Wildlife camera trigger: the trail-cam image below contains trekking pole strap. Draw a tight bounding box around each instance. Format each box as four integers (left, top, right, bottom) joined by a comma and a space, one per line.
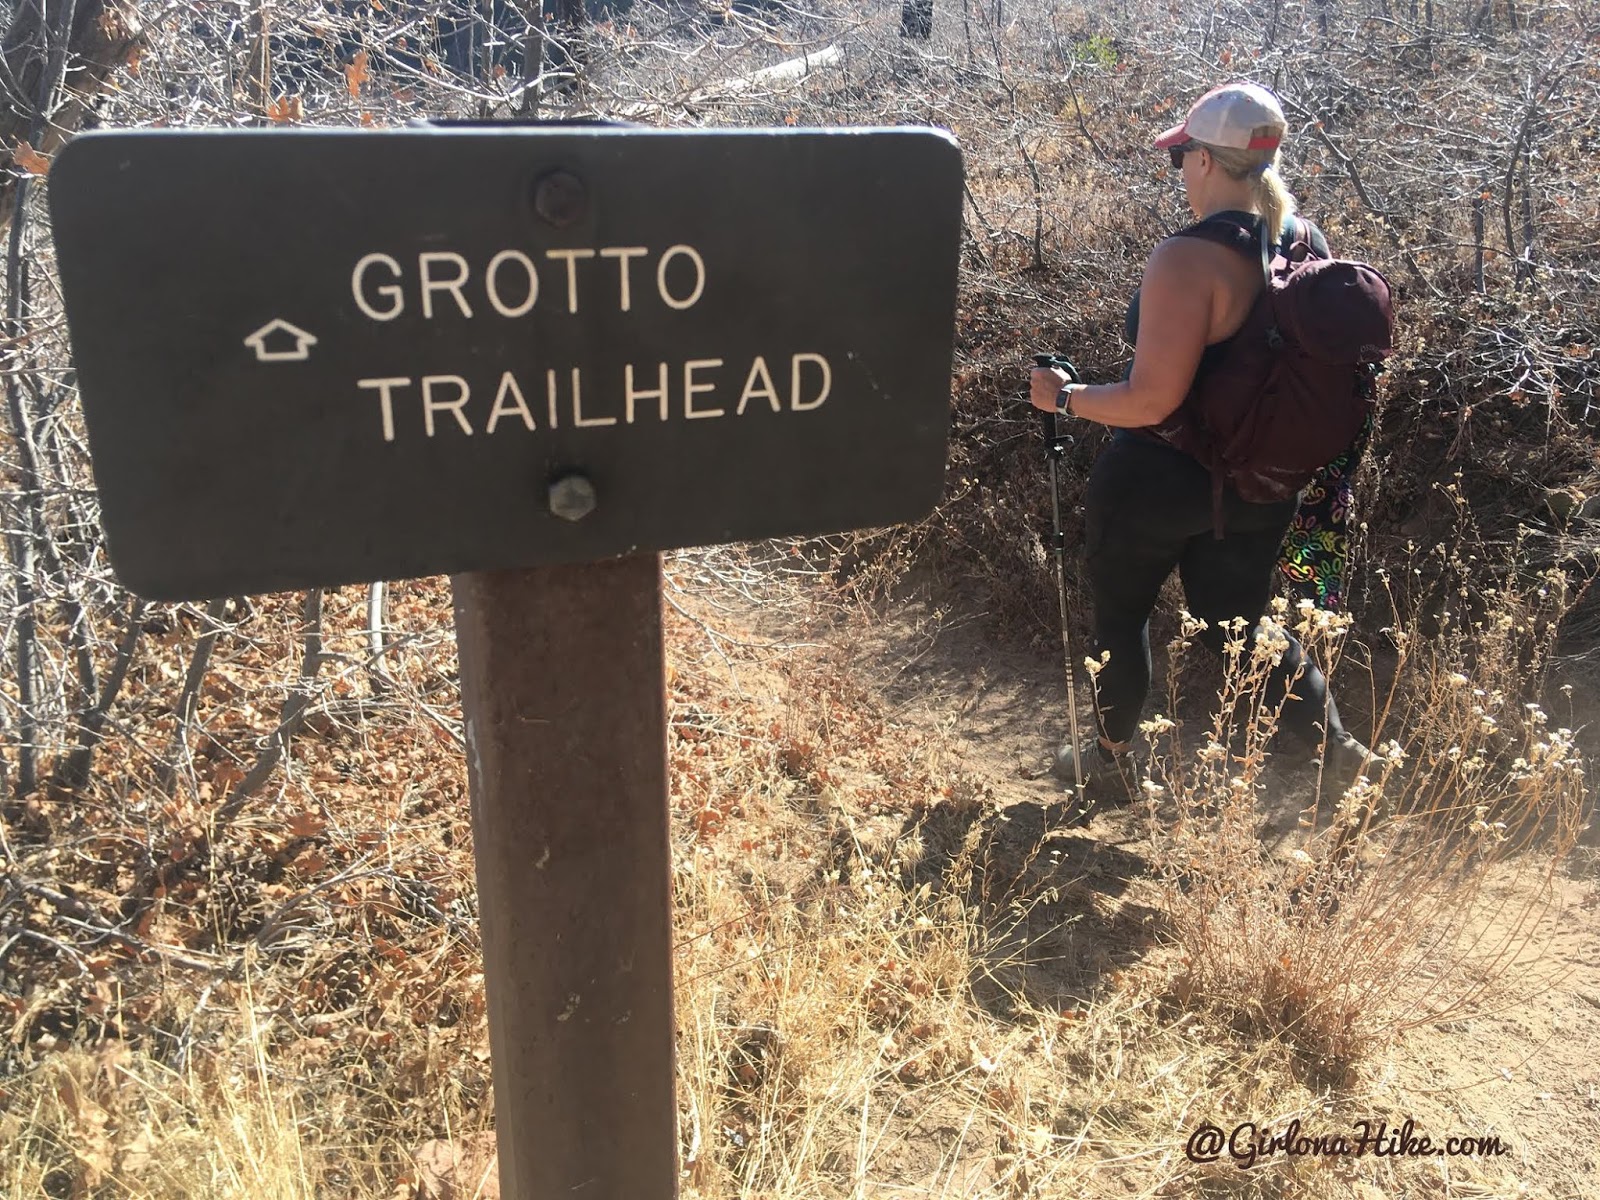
1032, 354, 1081, 452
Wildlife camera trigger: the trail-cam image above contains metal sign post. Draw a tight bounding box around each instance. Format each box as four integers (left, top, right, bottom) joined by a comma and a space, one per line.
454, 557, 675, 1196
49, 126, 964, 1199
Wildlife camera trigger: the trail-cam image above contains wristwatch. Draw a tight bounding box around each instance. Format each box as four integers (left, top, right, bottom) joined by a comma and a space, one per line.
1056, 387, 1074, 414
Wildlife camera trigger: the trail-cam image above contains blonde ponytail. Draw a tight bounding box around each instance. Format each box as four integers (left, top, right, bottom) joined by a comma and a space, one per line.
1203, 143, 1299, 238
1253, 163, 1295, 240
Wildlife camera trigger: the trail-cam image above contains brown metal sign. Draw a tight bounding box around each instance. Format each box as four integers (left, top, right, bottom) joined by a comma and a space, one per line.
49, 126, 964, 601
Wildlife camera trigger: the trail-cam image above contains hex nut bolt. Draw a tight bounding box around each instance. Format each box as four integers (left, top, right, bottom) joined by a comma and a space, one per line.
534, 170, 587, 228
549, 474, 598, 522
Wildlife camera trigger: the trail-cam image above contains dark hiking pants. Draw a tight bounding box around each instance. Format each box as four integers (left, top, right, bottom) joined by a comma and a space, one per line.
1082, 433, 1351, 748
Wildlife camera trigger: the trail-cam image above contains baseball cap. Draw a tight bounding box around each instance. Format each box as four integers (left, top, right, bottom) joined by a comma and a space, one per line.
1153, 82, 1286, 151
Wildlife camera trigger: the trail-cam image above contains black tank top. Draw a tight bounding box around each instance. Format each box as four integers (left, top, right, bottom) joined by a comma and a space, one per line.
1118, 210, 1328, 445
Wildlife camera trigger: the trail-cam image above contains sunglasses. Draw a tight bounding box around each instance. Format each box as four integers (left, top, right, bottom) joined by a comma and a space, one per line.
1168, 141, 1200, 168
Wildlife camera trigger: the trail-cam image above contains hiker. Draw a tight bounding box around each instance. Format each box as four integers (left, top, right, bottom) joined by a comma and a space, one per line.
1029, 80, 1383, 800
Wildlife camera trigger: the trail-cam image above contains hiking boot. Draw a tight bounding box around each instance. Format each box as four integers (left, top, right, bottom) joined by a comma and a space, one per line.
1318, 733, 1383, 796
1051, 738, 1144, 809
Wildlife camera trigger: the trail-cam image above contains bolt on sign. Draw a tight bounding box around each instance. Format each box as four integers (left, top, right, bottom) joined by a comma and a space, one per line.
49, 126, 963, 601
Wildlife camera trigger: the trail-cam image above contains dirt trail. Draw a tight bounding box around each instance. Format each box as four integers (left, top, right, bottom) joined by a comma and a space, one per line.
827, 589, 1600, 1198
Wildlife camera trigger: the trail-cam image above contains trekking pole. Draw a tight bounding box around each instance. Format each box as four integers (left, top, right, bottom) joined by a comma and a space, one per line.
1033, 353, 1086, 797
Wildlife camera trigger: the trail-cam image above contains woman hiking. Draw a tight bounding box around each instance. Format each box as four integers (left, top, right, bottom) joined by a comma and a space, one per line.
1029, 81, 1380, 805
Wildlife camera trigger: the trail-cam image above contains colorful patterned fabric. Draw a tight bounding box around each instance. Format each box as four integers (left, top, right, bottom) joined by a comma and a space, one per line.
1278, 412, 1373, 610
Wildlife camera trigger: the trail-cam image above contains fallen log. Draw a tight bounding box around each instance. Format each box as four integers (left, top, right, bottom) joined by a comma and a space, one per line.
613, 44, 843, 120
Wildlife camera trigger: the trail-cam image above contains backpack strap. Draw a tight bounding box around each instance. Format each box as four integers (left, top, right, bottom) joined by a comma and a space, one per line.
1263, 214, 1319, 275
1262, 220, 1285, 351
1178, 211, 1322, 263
1172, 211, 1262, 262
1171, 212, 1277, 537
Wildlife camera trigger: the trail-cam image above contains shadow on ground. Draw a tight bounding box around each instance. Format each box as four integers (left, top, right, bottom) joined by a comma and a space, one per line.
895, 792, 1167, 1017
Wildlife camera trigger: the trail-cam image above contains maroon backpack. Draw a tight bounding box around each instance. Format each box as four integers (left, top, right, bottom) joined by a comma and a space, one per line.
1146, 214, 1395, 523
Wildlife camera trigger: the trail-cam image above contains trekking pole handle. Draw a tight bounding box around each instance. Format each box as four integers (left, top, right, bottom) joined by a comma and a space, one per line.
1032, 354, 1082, 443
1033, 353, 1083, 380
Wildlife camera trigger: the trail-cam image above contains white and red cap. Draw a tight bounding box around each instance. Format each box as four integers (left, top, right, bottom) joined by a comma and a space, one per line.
1153, 82, 1286, 152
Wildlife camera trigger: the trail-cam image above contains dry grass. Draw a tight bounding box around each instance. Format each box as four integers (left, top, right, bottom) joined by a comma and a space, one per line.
1144, 606, 1580, 1087
1111, 478, 1585, 1084
4, 541, 1586, 1199
4, 0, 1597, 1196
4, 975, 339, 1199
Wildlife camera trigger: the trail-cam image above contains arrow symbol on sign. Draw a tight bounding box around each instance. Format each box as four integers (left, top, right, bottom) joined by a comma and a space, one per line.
244, 319, 318, 363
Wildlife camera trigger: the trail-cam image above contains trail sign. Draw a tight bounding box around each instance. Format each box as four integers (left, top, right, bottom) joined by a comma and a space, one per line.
49, 127, 963, 601
51, 124, 965, 1200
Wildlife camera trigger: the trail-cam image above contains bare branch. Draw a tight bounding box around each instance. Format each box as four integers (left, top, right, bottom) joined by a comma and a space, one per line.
166, 595, 233, 792
211, 588, 327, 835
0, 0, 145, 233
1299, 114, 1444, 299
366, 581, 392, 698
12, 879, 225, 972
55, 595, 145, 791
